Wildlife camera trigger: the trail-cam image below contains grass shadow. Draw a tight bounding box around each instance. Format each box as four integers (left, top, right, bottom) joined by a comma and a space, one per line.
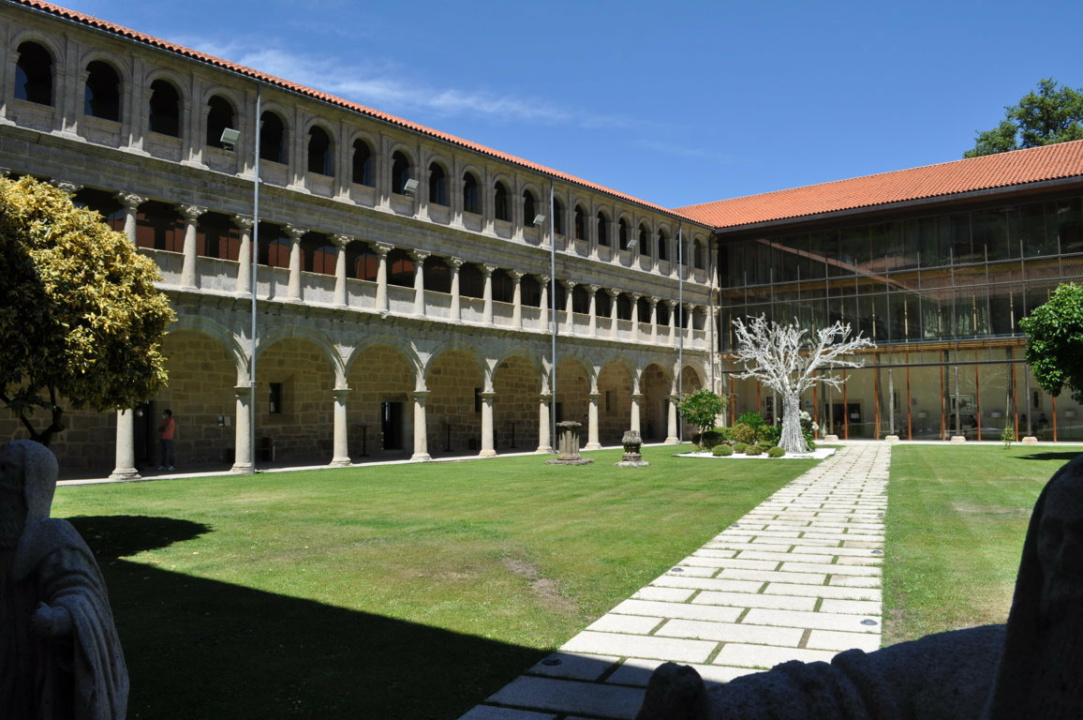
1014, 451, 1083, 463
73, 515, 547, 720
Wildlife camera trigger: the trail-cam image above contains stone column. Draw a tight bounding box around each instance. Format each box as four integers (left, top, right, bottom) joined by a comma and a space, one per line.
665, 392, 680, 444
411, 391, 432, 461
538, 275, 550, 329
650, 297, 659, 344
631, 393, 643, 434
479, 391, 497, 457
685, 303, 696, 345
668, 300, 680, 346
564, 280, 577, 335
285, 225, 305, 302
449, 257, 463, 322
117, 192, 145, 247
537, 392, 553, 453
109, 409, 140, 480
588, 284, 599, 336
482, 264, 496, 325
511, 270, 524, 328
332, 234, 351, 308
586, 393, 602, 450
231, 385, 254, 474
235, 215, 254, 296
330, 388, 351, 467
374, 242, 393, 312
412, 250, 429, 316
179, 204, 205, 290
608, 289, 620, 338
631, 293, 641, 342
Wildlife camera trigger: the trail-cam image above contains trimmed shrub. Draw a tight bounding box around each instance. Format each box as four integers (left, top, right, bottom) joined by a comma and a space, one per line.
731, 423, 759, 446
767, 446, 786, 458
736, 411, 765, 429
755, 442, 774, 454
712, 444, 733, 456
732, 443, 749, 454
745, 445, 764, 456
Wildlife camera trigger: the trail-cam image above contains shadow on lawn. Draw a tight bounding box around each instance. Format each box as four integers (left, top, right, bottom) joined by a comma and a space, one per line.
68, 515, 547, 720
1015, 451, 1083, 463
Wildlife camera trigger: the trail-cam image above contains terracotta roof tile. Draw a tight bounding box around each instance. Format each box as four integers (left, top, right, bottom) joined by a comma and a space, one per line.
674, 140, 1083, 229
15, 0, 683, 218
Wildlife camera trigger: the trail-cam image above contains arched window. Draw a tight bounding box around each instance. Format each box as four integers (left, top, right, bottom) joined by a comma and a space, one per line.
574, 205, 586, 240
492, 268, 514, 303
657, 229, 669, 261
638, 224, 649, 254
301, 232, 336, 275
15, 42, 53, 106
619, 219, 630, 250
572, 285, 590, 314
463, 172, 480, 214
423, 255, 452, 293
391, 151, 411, 194
428, 163, 448, 206
205, 95, 235, 148
148, 79, 181, 137
523, 190, 538, 227
352, 140, 373, 186
387, 248, 415, 287
597, 212, 609, 246
84, 60, 120, 121
494, 181, 510, 222
258, 223, 291, 268
693, 238, 705, 269
307, 126, 332, 176
259, 112, 287, 163
553, 198, 566, 236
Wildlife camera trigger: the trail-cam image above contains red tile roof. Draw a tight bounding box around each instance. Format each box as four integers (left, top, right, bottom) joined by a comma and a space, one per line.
674, 140, 1083, 229
14, 0, 683, 218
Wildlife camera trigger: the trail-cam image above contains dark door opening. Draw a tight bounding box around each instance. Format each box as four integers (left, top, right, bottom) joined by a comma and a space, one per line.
381, 401, 404, 451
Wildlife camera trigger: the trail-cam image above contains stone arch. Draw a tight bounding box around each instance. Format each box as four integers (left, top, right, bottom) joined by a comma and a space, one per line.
426, 346, 485, 454
597, 359, 634, 445
641, 361, 673, 442
167, 311, 250, 384
555, 355, 592, 427
257, 324, 344, 385
347, 341, 417, 456
492, 350, 540, 451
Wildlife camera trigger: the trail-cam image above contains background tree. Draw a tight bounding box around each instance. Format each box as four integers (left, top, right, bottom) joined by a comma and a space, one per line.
1020, 283, 1083, 404
0, 175, 175, 446
965, 78, 1083, 158
731, 316, 874, 454
677, 388, 727, 438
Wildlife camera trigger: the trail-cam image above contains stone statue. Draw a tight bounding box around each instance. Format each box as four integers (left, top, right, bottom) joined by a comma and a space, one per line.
637, 455, 1083, 720
0, 440, 128, 719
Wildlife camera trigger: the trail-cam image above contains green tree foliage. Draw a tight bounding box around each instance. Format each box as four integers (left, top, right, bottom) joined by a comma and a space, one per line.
965, 78, 1083, 158
1020, 283, 1083, 403
0, 176, 175, 446
677, 388, 727, 436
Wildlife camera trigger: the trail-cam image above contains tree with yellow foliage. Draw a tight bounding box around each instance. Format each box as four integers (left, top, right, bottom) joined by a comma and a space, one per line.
0, 176, 174, 446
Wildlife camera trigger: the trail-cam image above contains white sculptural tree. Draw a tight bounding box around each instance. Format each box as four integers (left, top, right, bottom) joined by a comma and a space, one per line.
731, 315, 875, 453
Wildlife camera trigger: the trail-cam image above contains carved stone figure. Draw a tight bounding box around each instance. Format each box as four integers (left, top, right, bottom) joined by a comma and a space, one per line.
637, 455, 1083, 720
0, 440, 128, 719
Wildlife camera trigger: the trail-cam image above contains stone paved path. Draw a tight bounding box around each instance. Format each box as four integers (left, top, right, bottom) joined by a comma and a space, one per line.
459, 442, 892, 720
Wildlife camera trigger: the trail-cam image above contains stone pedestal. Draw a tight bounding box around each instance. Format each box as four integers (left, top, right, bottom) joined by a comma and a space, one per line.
885, 435, 900, 443
616, 429, 650, 468
823, 434, 839, 442
546, 421, 593, 465
950, 435, 967, 443
1022, 436, 1039, 445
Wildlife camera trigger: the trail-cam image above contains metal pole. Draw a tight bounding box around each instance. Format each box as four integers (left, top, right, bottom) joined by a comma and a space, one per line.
549, 180, 556, 448
250, 86, 261, 472
677, 223, 683, 442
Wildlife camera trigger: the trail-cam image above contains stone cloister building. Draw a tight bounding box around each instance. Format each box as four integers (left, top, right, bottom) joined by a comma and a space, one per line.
0, 0, 717, 475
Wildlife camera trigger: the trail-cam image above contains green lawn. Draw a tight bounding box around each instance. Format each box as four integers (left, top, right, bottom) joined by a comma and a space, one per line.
54, 445, 815, 720
883, 444, 1081, 644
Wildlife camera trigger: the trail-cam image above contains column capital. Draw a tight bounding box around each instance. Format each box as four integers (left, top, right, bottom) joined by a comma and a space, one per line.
51, 179, 82, 195
333, 387, 352, 400
332, 233, 353, 249
509, 269, 524, 281
116, 192, 147, 210
538, 393, 553, 402
482, 264, 498, 276
588, 283, 601, 294
647, 296, 659, 307
233, 214, 254, 231
562, 279, 577, 290
410, 390, 431, 401
374, 242, 394, 256
411, 249, 430, 262
536, 273, 550, 284
606, 287, 620, 299
178, 204, 206, 222
284, 224, 306, 241
448, 256, 464, 269
233, 385, 254, 399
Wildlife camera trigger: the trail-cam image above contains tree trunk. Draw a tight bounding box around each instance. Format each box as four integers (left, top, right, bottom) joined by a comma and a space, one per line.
780, 391, 808, 453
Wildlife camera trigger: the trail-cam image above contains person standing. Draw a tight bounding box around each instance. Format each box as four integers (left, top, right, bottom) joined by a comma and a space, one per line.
158, 409, 176, 471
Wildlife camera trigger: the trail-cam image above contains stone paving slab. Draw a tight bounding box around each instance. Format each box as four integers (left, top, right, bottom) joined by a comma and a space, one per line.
459, 442, 892, 720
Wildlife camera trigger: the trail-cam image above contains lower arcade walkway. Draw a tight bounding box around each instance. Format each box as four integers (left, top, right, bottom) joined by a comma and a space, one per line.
459, 442, 891, 720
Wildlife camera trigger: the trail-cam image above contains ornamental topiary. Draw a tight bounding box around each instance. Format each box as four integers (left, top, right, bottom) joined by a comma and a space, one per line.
767, 446, 786, 458
712, 444, 734, 456
733, 443, 749, 454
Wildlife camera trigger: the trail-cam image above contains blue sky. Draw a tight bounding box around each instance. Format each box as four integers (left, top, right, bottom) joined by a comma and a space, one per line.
56, 0, 1083, 209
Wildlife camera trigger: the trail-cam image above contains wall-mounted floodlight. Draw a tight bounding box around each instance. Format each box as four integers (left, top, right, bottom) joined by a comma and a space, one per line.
403, 178, 419, 196
220, 127, 241, 150
533, 214, 546, 227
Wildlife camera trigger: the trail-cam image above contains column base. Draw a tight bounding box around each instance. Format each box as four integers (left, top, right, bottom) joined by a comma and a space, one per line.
329, 457, 352, 467
411, 452, 433, 462
663, 437, 681, 445
230, 463, 255, 474
584, 442, 602, 450
108, 468, 141, 481
535, 446, 553, 454
478, 449, 498, 458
